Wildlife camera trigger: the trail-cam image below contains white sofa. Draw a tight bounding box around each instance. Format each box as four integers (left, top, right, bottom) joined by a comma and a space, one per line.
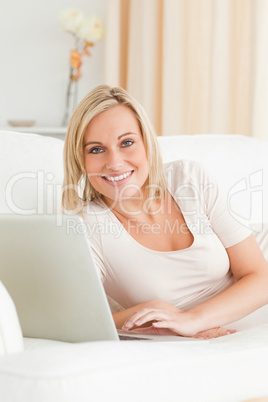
1, 130, 268, 402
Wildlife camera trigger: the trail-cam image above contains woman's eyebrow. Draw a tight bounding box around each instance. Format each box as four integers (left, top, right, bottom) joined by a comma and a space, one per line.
84, 140, 102, 147
118, 132, 138, 139
84, 132, 138, 148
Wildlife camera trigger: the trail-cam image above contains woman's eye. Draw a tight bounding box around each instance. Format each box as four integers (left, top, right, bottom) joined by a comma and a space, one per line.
122, 139, 134, 147
89, 147, 104, 154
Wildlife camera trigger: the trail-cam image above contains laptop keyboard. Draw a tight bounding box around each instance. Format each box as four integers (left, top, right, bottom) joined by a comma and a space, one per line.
119, 335, 151, 341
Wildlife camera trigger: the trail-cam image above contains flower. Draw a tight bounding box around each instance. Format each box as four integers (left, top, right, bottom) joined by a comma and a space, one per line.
59, 8, 85, 34
79, 15, 105, 42
59, 8, 105, 125
70, 50, 82, 81
59, 8, 104, 81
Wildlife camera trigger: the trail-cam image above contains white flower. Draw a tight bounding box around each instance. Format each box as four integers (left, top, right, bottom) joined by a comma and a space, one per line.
78, 15, 105, 43
59, 8, 85, 34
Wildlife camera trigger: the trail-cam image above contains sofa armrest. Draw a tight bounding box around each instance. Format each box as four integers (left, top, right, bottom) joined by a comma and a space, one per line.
0, 282, 24, 355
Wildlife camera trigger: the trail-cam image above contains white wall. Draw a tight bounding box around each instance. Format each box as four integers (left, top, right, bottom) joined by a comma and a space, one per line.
0, 0, 107, 127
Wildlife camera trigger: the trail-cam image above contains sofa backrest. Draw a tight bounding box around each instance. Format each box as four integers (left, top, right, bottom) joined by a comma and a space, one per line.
0, 131, 64, 215
158, 134, 268, 228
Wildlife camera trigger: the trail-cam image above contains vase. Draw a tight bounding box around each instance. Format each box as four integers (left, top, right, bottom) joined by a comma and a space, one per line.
61, 74, 79, 127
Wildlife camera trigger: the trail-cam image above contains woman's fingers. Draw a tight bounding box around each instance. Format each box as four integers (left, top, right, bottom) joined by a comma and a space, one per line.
122, 308, 195, 336
152, 320, 181, 333
134, 324, 237, 339
122, 308, 168, 330
130, 326, 175, 335
121, 307, 238, 339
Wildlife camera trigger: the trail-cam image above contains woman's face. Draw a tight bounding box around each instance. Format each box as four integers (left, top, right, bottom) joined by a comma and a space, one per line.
83, 105, 149, 208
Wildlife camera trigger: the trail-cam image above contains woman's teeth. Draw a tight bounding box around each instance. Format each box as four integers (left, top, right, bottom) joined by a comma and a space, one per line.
105, 171, 132, 182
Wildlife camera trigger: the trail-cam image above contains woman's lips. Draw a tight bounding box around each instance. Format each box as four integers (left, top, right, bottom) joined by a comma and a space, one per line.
101, 170, 134, 185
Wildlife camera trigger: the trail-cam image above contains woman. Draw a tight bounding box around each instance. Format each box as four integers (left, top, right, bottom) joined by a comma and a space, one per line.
63, 85, 268, 339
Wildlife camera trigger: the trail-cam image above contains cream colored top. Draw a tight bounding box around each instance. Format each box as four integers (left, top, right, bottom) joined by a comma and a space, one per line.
82, 160, 252, 311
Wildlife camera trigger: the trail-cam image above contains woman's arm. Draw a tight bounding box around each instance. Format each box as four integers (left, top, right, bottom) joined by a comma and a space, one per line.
188, 234, 268, 330
113, 299, 236, 338
121, 235, 268, 336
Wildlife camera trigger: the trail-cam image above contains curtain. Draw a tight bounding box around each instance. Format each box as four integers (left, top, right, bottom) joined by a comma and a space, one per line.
104, 0, 268, 139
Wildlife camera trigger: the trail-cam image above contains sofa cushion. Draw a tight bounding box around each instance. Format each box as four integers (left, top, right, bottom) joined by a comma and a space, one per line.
158, 134, 268, 227
0, 131, 64, 215
0, 282, 23, 355
0, 326, 268, 402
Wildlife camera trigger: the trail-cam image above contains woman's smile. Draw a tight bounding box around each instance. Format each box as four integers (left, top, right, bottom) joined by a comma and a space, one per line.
101, 170, 134, 185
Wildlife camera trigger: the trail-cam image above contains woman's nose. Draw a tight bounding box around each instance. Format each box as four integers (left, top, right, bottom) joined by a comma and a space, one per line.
105, 149, 123, 171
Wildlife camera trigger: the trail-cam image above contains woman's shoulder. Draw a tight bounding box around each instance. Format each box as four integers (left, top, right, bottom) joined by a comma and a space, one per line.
81, 198, 110, 222
163, 159, 213, 182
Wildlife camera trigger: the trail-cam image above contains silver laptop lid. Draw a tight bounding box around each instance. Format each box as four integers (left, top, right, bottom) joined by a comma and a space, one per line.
0, 214, 119, 342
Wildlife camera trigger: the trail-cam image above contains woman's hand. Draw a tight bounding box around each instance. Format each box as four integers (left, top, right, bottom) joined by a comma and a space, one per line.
122, 306, 237, 339
191, 327, 237, 339
130, 325, 237, 339
122, 306, 200, 337
112, 299, 180, 330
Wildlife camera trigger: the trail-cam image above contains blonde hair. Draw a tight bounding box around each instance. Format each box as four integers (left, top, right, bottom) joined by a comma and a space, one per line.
62, 85, 167, 213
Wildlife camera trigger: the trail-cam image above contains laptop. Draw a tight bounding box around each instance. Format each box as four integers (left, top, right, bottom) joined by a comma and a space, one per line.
0, 214, 204, 343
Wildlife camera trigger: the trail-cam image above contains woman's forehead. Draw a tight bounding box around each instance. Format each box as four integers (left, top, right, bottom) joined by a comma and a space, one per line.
84, 105, 141, 142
